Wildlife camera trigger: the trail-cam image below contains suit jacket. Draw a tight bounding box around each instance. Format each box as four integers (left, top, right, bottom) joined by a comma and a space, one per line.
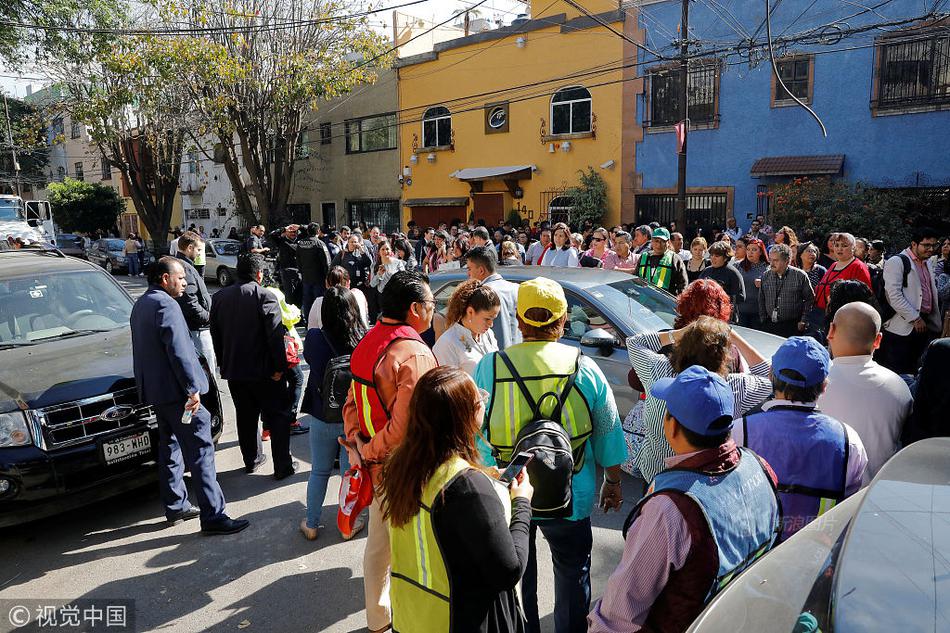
210, 280, 288, 382
883, 248, 942, 336
131, 287, 209, 406
176, 253, 212, 330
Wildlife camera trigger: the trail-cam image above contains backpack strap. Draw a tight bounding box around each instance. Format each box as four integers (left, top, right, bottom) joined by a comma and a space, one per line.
497, 351, 542, 420
898, 253, 912, 288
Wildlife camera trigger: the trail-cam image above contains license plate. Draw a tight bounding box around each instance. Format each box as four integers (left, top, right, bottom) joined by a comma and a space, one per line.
102, 432, 152, 465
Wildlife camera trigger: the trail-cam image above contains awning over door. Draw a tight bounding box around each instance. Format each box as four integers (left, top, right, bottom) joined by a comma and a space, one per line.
450, 165, 535, 181
750, 154, 844, 178
403, 197, 469, 207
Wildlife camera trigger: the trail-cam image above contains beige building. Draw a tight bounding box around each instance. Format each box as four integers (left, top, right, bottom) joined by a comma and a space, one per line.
289, 67, 402, 232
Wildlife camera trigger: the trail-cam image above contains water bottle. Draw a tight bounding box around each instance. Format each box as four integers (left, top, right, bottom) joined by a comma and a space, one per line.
181, 409, 193, 425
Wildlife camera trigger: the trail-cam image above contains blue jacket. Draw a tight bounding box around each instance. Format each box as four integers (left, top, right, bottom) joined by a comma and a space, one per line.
131, 286, 208, 406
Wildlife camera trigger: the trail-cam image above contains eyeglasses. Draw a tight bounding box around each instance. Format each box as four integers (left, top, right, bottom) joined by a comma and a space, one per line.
477, 388, 491, 405
592, 237, 605, 242
919, 241, 937, 249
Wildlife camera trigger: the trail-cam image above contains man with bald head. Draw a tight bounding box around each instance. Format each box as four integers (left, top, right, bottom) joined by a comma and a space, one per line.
819, 302, 912, 482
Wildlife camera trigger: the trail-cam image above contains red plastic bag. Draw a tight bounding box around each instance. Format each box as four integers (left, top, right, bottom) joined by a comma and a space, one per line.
338, 464, 373, 539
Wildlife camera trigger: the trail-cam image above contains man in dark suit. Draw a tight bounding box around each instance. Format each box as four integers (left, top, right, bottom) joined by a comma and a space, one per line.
210, 253, 298, 480
131, 257, 249, 535
175, 231, 216, 376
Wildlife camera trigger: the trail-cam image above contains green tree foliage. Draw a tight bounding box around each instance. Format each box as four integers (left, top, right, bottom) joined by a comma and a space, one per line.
0, 96, 49, 192
769, 177, 950, 249
565, 167, 608, 228
47, 177, 124, 234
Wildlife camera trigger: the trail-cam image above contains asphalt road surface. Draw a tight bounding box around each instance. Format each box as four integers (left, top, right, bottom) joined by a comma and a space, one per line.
0, 275, 644, 633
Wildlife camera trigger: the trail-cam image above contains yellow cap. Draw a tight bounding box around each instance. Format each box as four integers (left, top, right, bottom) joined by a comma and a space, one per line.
517, 277, 568, 327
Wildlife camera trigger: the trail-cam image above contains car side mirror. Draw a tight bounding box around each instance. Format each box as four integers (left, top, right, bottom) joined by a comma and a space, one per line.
580, 328, 618, 353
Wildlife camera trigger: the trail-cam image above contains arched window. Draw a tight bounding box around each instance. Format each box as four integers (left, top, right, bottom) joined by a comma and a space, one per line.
548, 195, 575, 224
551, 86, 592, 135
422, 106, 452, 148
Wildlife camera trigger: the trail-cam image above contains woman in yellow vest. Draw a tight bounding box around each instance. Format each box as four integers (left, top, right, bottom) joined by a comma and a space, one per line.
381, 366, 534, 633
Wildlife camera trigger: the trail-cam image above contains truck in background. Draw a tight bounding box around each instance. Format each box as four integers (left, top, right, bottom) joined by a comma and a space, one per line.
0, 194, 55, 246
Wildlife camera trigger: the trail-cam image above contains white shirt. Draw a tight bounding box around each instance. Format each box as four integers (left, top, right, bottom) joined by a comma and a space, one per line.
817, 355, 912, 483
307, 287, 369, 330
541, 246, 579, 267
432, 322, 498, 376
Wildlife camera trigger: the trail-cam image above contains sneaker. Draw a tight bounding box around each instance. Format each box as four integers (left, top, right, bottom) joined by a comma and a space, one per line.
341, 513, 367, 541
290, 421, 309, 435
299, 518, 318, 541
262, 429, 271, 442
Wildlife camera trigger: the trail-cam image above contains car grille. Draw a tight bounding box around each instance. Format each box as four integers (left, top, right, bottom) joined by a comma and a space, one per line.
34, 387, 156, 449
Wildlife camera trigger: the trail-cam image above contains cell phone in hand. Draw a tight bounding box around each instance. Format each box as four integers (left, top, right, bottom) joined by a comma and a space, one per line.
499, 452, 533, 484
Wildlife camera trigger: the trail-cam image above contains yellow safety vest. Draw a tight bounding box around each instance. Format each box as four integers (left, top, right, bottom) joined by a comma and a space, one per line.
390, 456, 510, 632
486, 341, 593, 467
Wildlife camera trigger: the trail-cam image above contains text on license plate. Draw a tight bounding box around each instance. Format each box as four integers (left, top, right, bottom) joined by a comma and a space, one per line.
102, 432, 152, 465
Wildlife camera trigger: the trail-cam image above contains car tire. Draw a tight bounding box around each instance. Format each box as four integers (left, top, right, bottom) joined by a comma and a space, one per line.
217, 267, 233, 287
105, 260, 113, 274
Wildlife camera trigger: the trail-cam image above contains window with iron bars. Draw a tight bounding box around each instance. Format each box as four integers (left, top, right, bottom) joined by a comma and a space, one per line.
635, 192, 728, 234
874, 31, 950, 111
646, 63, 720, 128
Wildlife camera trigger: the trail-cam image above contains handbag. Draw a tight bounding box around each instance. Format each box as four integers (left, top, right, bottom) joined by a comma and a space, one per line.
579, 253, 603, 268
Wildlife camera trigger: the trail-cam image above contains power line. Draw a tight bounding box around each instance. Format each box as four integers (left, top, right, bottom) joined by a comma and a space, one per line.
562, 0, 665, 58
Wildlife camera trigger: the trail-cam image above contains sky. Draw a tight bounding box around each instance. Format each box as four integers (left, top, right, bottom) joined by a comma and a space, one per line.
0, 0, 527, 99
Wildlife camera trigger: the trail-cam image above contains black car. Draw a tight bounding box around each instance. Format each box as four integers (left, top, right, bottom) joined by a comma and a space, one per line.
85, 238, 152, 274
52, 233, 86, 258
0, 250, 223, 527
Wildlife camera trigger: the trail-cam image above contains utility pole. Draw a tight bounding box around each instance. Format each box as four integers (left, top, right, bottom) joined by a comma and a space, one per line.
675, 0, 689, 231
2, 94, 21, 197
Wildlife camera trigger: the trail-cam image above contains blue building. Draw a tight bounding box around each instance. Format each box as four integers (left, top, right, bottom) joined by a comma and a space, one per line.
631, 0, 950, 233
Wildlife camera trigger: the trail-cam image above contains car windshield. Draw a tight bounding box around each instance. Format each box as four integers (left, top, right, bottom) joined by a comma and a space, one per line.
213, 241, 241, 255
588, 279, 678, 332
0, 270, 132, 345
104, 239, 125, 251
0, 198, 24, 222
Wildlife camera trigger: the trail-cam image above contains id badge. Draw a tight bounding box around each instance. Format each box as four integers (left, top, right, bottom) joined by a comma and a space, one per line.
771, 308, 779, 323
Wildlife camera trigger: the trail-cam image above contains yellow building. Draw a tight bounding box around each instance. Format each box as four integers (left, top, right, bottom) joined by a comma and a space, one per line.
396, 0, 643, 229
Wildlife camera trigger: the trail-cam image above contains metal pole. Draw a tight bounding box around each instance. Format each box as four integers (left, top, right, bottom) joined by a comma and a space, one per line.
2, 94, 20, 197
675, 0, 689, 230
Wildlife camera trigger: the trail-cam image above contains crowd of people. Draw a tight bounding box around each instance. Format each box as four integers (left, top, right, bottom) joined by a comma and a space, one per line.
127, 212, 950, 633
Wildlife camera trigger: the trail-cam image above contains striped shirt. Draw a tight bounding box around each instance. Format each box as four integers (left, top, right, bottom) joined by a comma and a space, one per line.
626, 332, 773, 484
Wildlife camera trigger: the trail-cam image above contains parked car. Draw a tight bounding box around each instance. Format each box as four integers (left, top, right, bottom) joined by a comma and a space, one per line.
86, 238, 153, 274
687, 437, 950, 633
203, 238, 241, 286
428, 267, 785, 415
52, 233, 86, 258
0, 249, 224, 527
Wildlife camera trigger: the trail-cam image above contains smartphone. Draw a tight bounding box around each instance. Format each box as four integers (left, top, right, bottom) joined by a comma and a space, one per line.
499, 452, 533, 485
181, 409, 193, 425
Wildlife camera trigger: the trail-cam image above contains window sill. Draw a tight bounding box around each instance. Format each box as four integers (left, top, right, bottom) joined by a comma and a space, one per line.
771, 99, 812, 109
415, 145, 453, 154
871, 102, 950, 117
644, 121, 718, 134
542, 131, 594, 142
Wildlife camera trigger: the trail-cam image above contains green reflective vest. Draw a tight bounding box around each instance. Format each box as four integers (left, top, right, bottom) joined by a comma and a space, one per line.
637, 250, 675, 290
487, 341, 593, 467
390, 456, 510, 633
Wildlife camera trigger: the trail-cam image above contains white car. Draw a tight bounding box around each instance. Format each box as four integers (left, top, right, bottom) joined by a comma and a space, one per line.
203, 238, 241, 286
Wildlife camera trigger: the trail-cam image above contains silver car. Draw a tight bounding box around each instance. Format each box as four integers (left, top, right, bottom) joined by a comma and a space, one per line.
428, 266, 784, 415
203, 238, 242, 286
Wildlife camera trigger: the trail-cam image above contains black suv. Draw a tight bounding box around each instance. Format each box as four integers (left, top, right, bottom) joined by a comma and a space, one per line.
0, 250, 223, 527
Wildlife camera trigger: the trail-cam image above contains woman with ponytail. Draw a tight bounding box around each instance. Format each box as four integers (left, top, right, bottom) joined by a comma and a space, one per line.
433, 279, 502, 376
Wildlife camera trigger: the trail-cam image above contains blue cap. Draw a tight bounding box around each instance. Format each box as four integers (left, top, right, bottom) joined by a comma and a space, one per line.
651, 365, 735, 436
772, 336, 830, 387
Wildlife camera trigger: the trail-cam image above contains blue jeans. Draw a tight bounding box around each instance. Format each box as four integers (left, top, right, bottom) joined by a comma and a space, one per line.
126, 255, 140, 276
522, 517, 593, 633
301, 282, 324, 327
305, 414, 349, 529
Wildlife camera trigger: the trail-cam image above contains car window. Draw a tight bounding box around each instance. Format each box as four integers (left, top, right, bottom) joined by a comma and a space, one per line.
213, 241, 242, 256
0, 271, 132, 345
433, 280, 463, 316
563, 291, 620, 342
590, 279, 678, 332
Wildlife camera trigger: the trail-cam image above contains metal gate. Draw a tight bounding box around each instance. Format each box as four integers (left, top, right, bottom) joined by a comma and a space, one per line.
539, 190, 574, 224
348, 199, 400, 234
635, 192, 728, 234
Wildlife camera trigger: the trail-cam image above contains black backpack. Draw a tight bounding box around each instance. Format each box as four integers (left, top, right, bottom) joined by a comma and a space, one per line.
321, 337, 352, 424
873, 254, 911, 322
497, 351, 581, 519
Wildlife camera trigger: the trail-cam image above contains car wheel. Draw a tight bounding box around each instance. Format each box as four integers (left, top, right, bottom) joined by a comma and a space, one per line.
217, 267, 233, 286
105, 260, 113, 274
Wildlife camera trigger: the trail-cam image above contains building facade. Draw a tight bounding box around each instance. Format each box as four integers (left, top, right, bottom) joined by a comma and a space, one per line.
396, 0, 644, 229
632, 0, 950, 233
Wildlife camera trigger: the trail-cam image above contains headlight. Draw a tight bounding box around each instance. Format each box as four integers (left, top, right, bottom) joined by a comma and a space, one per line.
0, 412, 31, 447
115, 255, 127, 263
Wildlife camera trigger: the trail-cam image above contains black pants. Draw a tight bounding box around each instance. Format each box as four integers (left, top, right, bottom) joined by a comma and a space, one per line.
280, 268, 302, 308
764, 319, 802, 338
876, 328, 937, 376
228, 377, 294, 472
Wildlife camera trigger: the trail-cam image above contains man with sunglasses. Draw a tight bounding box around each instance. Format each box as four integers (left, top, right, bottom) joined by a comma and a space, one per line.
877, 226, 943, 374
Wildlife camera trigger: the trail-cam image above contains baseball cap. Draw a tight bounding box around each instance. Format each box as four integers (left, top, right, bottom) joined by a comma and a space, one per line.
651, 365, 735, 436
652, 227, 671, 241
771, 336, 830, 387
517, 277, 568, 327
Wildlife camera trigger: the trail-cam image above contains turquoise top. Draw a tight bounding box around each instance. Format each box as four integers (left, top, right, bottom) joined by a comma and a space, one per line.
474, 341, 626, 521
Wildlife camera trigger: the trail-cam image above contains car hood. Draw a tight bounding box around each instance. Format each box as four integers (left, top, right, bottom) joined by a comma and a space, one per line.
0, 329, 134, 412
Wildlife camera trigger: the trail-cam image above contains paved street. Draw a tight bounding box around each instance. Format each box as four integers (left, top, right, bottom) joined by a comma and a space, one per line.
0, 275, 641, 633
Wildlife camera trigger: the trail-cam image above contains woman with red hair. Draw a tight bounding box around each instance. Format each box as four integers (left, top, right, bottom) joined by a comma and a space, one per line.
676, 279, 746, 373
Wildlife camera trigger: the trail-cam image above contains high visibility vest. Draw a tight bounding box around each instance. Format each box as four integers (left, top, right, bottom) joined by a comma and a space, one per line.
486, 341, 593, 467
350, 321, 424, 439
390, 456, 510, 632
741, 405, 849, 541
637, 251, 675, 290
